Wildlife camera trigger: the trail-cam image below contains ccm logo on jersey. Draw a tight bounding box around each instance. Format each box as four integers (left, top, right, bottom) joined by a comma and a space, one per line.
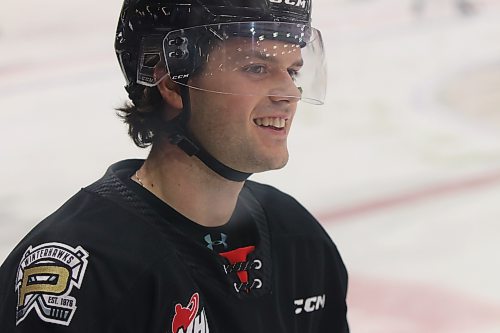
269, 0, 307, 9
171, 293, 210, 333
15, 242, 89, 326
294, 294, 326, 314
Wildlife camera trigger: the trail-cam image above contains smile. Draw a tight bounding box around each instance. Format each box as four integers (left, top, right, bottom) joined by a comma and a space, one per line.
253, 117, 286, 129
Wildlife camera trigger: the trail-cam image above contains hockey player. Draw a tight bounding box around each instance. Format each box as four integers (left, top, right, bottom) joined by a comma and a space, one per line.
0, 0, 349, 332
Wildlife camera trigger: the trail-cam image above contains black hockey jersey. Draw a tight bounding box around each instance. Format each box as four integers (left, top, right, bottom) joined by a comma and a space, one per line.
0, 160, 349, 332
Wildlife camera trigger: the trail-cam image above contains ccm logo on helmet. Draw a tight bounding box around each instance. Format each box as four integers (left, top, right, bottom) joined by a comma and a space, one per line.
171, 74, 190, 80
269, 0, 307, 9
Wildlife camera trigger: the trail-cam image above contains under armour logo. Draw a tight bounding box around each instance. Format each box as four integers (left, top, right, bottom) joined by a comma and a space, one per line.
204, 233, 228, 251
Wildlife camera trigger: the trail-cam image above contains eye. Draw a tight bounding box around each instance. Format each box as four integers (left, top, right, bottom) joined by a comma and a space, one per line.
243, 64, 269, 75
287, 68, 300, 81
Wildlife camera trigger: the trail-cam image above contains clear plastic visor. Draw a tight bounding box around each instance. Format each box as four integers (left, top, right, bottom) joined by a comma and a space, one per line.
139, 22, 327, 105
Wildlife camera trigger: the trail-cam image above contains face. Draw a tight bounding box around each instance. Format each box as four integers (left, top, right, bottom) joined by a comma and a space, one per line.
187, 38, 303, 174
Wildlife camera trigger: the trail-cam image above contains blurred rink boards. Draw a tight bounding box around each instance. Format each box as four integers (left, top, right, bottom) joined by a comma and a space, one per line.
1, 0, 500, 332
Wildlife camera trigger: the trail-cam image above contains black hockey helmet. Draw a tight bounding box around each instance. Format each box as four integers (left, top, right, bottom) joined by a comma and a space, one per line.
115, 0, 326, 104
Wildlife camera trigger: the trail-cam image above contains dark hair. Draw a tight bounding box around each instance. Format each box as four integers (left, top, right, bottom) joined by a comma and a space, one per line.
116, 35, 217, 148
116, 86, 166, 148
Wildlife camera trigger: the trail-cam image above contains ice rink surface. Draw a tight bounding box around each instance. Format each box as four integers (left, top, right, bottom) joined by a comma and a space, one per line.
1, 0, 500, 331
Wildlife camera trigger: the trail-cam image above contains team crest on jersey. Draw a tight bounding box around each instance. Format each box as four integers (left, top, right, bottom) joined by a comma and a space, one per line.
171, 293, 210, 333
15, 242, 89, 326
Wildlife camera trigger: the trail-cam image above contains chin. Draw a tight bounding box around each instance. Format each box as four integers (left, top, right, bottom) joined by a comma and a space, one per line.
227, 148, 289, 173
257, 154, 289, 172
272, 155, 289, 169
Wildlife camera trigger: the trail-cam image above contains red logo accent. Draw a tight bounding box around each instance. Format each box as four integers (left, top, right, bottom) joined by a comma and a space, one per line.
219, 245, 255, 284
171, 293, 199, 333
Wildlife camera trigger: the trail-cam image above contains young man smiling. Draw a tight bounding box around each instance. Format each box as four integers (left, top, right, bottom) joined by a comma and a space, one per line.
0, 0, 349, 332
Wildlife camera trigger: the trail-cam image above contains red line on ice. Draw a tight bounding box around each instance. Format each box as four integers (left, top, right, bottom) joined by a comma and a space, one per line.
318, 169, 500, 223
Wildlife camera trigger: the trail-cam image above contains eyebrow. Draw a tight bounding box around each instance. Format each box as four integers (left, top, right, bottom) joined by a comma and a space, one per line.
236, 49, 304, 68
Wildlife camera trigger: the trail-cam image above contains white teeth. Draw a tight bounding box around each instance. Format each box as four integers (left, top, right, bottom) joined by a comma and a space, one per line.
254, 117, 286, 129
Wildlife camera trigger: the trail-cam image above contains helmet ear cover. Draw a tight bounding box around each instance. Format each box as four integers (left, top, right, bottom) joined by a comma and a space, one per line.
163, 29, 215, 80
136, 30, 215, 87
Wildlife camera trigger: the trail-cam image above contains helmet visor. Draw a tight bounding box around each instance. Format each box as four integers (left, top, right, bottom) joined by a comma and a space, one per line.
137, 22, 326, 105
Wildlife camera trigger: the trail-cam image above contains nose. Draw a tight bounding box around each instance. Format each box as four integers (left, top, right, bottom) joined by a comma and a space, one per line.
268, 71, 302, 104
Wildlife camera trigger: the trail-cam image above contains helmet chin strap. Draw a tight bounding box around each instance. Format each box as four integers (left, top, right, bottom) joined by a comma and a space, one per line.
166, 84, 252, 182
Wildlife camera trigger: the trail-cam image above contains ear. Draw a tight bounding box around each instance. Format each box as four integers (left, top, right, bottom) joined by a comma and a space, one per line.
157, 76, 183, 110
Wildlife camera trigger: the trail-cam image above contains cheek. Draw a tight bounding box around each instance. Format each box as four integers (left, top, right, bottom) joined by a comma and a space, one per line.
188, 93, 254, 144
196, 91, 256, 121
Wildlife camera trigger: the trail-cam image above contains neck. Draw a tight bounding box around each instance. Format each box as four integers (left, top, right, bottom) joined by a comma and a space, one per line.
135, 141, 244, 227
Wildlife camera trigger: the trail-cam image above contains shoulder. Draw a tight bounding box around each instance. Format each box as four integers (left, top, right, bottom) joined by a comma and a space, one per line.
0, 186, 184, 331
0, 183, 177, 282
8, 185, 166, 260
